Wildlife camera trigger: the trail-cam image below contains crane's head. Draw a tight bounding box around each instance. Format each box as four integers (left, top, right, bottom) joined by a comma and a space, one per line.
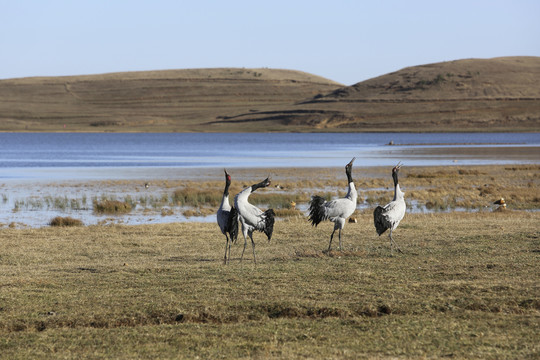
345, 157, 355, 184
224, 169, 231, 184
251, 176, 271, 192
392, 162, 402, 186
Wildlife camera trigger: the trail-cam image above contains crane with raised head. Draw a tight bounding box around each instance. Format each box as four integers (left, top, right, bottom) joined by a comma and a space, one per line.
234, 177, 275, 264
308, 157, 357, 251
373, 163, 406, 253
217, 169, 238, 264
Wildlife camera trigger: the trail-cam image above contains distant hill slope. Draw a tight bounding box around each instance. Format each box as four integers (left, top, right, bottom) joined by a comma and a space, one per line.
0, 68, 341, 132
323, 56, 540, 100
1, 57, 539, 132
215, 57, 540, 132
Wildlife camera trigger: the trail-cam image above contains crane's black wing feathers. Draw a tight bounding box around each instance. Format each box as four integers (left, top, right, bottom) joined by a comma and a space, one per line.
373, 205, 389, 235
227, 206, 239, 243
308, 195, 327, 226
261, 209, 275, 240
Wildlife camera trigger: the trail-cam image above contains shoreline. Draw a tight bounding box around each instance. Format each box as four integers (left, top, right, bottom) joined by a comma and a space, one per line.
1, 164, 538, 229
1, 144, 538, 183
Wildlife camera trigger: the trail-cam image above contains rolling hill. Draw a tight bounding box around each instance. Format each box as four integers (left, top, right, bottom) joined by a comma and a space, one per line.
0, 57, 538, 132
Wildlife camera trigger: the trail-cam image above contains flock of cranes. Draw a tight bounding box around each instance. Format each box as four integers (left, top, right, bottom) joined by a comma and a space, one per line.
217, 158, 406, 264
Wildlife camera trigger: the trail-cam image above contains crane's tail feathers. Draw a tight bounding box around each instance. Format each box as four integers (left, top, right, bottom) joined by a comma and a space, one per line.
373, 206, 389, 236
228, 206, 239, 243
308, 195, 327, 226
261, 209, 275, 241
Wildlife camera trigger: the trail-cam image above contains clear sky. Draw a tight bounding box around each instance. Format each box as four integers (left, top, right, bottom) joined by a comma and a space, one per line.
2, 0, 539, 85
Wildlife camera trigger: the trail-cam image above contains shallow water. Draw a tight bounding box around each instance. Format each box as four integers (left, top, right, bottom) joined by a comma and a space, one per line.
0, 132, 538, 228
1, 132, 538, 181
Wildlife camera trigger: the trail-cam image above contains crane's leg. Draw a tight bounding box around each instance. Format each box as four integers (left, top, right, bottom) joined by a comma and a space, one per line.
338, 228, 343, 250
240, 222, 248, 261
389, 230, 403, 254
224, 235, 230, 265
328, 228, 336, 252
249, 232, 257, 264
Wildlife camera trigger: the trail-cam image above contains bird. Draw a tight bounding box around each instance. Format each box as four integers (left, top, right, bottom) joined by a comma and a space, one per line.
144, 182, 149, 189
234, 177, 275, 264
493, 197, 507, 211
308, 157, 358, 251
494, 197, 506, 207
217, 169, 239, 264
373, 163, 406, 253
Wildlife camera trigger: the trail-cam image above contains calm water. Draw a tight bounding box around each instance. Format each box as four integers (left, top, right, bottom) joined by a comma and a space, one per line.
0, 132, 539, 181
0, 132, 538, 227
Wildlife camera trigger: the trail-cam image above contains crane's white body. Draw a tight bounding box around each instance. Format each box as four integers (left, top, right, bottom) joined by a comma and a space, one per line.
235, 187, 265, 232
234, 178, 274, 263
317, 182, 357, 229
376, 184, 405, 231
217, 170, 238, 264
374, 164, 406, 253
309, 158, 357, 251
217, 193, 232, 233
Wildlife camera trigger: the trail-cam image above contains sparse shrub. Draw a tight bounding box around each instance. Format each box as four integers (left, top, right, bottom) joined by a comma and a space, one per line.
172, 188, 221, 207
161, 208, 174, 216
93, 200, 132, 214
49, 216, 83, 227
90, 120, 121, 127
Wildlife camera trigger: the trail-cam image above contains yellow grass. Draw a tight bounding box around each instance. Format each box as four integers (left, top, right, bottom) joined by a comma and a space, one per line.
0, 211, 538, 358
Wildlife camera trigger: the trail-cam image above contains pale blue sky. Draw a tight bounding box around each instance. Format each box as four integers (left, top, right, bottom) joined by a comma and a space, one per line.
2, 0, 539, 85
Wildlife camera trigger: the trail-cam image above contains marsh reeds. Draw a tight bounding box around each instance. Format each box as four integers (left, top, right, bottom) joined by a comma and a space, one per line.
2, 165, 539, 226
93, 200, 132, 214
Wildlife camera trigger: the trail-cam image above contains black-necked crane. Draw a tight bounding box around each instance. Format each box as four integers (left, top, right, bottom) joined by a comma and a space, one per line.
217, 169, 239, 264
234, 177, 275, 264
373, 163, 406, 253
308, 157, 357, 251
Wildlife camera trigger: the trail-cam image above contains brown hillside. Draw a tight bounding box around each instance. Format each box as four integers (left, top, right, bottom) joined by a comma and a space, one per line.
0, 68, 341, 132
216, 57, 540, 132
1, 57, 539, 132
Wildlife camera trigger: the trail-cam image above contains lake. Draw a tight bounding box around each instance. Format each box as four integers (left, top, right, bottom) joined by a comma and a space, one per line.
0, 132, 538, 181
0, 132, 538, 228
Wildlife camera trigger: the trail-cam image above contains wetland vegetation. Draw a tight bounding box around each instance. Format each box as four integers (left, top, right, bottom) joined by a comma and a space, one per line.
1, 164, 538, 229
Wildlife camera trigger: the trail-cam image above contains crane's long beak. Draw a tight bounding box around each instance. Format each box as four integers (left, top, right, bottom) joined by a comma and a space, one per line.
348, 157, 356, 165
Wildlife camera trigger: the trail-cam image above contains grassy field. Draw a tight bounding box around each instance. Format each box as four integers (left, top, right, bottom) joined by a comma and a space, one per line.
0, 210, 538, 358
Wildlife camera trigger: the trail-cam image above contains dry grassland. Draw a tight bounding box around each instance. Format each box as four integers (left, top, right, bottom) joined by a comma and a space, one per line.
0, 209, 538, 358
1, 57, 539, 132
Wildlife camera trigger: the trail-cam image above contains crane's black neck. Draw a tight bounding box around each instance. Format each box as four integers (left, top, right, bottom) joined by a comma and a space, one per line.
346, 166, 353, 184
392, 170, 399, 188
223, 180, 230, 196
251, 178, 269, 192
